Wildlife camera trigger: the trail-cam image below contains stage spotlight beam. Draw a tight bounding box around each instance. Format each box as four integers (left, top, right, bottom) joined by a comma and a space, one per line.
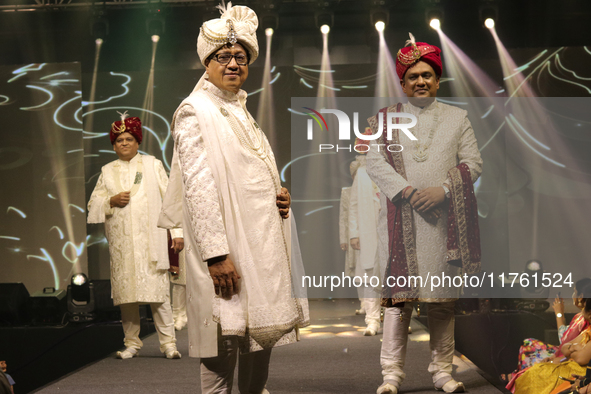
265, 28, 274, 37
479, 3, 498, 29
426, 6, 443, 30
151, 34, 160, 43
371, 7, 389, 31
315, 8, 334, 33
429, 18, 441, 30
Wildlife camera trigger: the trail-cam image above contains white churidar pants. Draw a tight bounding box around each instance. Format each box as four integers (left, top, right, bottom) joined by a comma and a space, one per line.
380, 301, 455, 388
356, 267, 381, 326
201, 333, 272, 394
172, 284, 187, 321
119, 296, 177, 353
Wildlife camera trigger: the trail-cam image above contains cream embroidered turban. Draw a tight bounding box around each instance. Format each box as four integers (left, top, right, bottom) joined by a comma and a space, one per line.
197, 2, 259, 66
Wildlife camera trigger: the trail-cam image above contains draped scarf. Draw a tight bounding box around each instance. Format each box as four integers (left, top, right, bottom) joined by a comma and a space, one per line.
170, 86, 309, 351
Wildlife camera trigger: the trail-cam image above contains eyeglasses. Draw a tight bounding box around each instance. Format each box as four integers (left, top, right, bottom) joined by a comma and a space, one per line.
210, 53, 248, 66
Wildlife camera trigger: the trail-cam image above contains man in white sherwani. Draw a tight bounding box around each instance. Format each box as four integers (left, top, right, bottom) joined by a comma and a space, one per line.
88, 115, 183, 360
367, 35, 483, 394
168, 3, 309, 393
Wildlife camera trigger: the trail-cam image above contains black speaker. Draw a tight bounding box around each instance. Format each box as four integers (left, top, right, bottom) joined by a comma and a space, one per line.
0, 283, 30, 325
90, 279, 120, 321
28, 287, 67, 325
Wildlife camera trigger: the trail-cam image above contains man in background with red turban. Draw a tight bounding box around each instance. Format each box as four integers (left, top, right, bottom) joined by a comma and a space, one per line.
366, 34, 483, 393
88, 113, 184, 360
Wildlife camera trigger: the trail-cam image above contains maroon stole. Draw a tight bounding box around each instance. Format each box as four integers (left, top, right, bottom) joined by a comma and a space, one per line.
372, 105, 481, 305
445, 163, 481, 275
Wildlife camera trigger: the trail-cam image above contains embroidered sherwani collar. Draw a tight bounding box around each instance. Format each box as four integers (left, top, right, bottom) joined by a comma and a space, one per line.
202, 79, 248, 106
405, 99, 438, 115
117, 153, 141, 165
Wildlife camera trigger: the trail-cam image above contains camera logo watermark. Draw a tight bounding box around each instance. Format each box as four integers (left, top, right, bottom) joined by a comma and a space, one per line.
303, 107, 419, 153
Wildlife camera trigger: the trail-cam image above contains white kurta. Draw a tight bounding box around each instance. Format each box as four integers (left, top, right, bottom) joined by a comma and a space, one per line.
87, 154, 182, 306
170, 80, 309, 358
367, 100, 483, 300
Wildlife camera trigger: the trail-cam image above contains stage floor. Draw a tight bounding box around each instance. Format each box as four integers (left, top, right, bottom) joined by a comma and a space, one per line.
36, 299, 505, 393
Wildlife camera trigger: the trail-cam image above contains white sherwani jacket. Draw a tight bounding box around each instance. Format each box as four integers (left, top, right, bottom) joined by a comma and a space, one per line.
367, 100, 483, 300
167, 80, 309, 358
87, 154, 182, 305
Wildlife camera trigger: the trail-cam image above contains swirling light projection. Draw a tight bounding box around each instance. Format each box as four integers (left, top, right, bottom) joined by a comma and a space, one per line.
26, 248, 59, 290
53, 92, 83, 132
7, 207, 26, 218
1, 62, 88, 294
305, 206, 333, 216
0, 236, 21, 241
19, 85, 54, 110
82, 72, 131, 107
50, 226, 64, 239
40, 72, 70, 80
8, 63, 47, 83
61, 241, 85, 264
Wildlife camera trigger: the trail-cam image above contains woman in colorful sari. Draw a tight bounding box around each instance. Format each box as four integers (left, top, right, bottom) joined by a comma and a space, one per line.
506, 278, 591, 392
513, 287, 591, 394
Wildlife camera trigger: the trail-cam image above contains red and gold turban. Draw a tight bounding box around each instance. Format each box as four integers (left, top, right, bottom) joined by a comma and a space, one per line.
396, 33, 442, 80
110, 114, 143, 145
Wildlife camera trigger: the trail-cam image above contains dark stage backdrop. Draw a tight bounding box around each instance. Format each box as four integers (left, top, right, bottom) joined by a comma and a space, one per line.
0, 62, 88, 293
1, 46, 590, 297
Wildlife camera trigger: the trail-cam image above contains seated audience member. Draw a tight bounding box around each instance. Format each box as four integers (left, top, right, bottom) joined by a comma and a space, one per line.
505, 278, 591, 392
513, 283, 591, 394
0, 360, 14, 394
